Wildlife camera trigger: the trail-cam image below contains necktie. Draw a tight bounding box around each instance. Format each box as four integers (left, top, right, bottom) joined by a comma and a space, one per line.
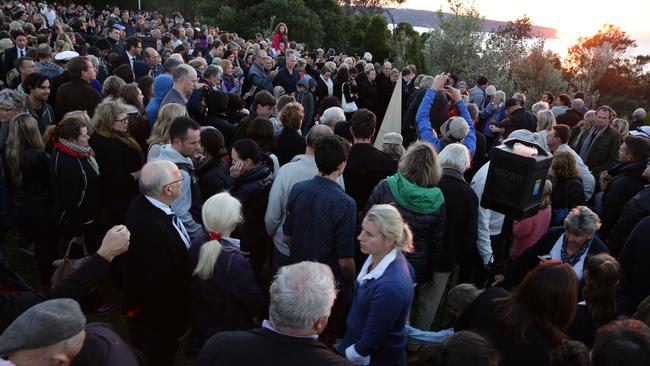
19, 49, 23, 58
169, 213, 190, 248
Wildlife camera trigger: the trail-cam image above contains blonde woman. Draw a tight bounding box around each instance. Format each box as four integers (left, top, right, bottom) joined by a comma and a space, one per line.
101, 75, 126, 102
2, 113, 51, 278
339, 204, 414, 366
89, 100, 144, 226
536, 110, 556, 152
146, 103, 188, 161
188, 192, 263, 353
613, 118, 629, 137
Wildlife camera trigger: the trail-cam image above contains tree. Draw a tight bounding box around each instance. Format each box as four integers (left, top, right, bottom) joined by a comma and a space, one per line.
423, 0, 484, 77
510, 43, 569, 104
340, 0, 406, 14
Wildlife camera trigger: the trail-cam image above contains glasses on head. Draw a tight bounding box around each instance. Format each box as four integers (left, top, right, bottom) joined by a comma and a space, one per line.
163, 177, 184, 188
114, 116, 129, 124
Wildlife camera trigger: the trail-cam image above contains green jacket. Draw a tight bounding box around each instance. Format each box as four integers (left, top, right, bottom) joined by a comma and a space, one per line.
575, 125, 622, 175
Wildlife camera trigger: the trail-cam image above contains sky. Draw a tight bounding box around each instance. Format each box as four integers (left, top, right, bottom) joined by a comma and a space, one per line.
400, 0, 650, 59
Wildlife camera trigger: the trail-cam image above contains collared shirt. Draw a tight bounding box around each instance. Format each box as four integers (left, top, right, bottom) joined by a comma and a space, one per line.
357, 249, 398, 285
17, 47, 26, 58
261, 319, 318, 340
145, 195, 191, 248
127, 51, 136, 69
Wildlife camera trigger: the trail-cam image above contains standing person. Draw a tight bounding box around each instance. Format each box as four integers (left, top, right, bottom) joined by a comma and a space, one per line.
315, 65, 334, 105
157, 117, 205, 240
575, 105, 623, 179
274, 53, 299, 95
248, 50, 273, 93
284, 135, 357, 347
265, 125, 341, 273
195, 262, 352, 366
275, 102, 306, 165
375, 61, 394, 125
123, 160, 191, 366
188, 192, 263, 353
343, 109, 398, 214
546, 124, 595, 201
120, 83, 150, 153
229, 139, 274, 277
146, 103, 188, 161
333, 66, 358, 120
55, 56, 101, 121
296, 78, 315, 135
1, 114, 51, 283
468, 76, 489, 111
357, 67, 378, 119
364, 142, 446, 334
338, 204, 415, 366
23, 73, 55, 134
160, 64, 198, 109
89, 101, 143, 228
550, 151, 586, 227
198, 127, 230, 200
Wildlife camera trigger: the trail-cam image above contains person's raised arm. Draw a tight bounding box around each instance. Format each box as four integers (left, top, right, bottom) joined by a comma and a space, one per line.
416, 74, 448, 149
447, 85, 477, 156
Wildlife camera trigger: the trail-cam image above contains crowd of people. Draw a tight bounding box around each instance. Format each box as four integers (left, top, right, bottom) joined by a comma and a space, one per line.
0, 1, 650, 365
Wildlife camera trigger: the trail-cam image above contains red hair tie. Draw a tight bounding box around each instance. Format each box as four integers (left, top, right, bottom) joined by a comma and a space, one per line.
209, 231, 222, 241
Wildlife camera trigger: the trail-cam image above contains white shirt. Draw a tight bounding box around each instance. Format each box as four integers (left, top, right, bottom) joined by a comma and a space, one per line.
357, 249, 398, 285
17, 47, 26, 58
471, 162, 504, 265
126, 51, 137, 69
145, 195, 191, 248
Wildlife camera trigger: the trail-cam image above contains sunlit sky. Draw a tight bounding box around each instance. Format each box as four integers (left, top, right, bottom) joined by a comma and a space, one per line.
401, 0, 650, 59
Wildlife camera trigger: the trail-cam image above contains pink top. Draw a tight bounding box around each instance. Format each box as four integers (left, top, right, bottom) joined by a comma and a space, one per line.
272, 32, 288, 51
511, 207, 552, 259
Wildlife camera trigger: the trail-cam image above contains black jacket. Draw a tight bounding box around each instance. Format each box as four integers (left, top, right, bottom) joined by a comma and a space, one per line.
438, 168, 480, 279
275, 129, 306, 166
196, 328, 352, 366
204, 113, 235, 148
357, 78, 378, 116
600, 160, 648, 244
123, 194, 191, 337
1, 148, 50, 206
89, 133, 143, 225
198, 157, 230, 201
273, 67, 300, 95
608, 185, 650, 256
74, 322, 141, 366
188, 237, 263, 350
551, 176, 585, 210
618, 216, 650, 315
230, 162, 274, 253
365, 179, 446, 283
50, 147, 100, 236
343, 144, 398, 214
404, 88, 449, 136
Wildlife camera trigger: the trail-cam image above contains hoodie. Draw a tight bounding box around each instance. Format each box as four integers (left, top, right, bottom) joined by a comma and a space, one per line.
157, 144, 205, 240
145, 74, 173, 127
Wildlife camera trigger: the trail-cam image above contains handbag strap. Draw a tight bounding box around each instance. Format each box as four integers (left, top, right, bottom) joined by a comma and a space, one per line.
64, 238, 89, 258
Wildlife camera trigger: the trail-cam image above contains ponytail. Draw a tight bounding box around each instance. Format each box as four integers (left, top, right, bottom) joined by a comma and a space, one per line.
193, 239, 223, 280
399, 223, 414, 253
43, 124, 60, 146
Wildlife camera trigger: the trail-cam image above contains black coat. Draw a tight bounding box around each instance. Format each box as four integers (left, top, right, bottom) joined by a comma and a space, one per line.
123, 194, 191, 337
198, 157, 230, 201
230, 162, 274, 253
74, 322, 141, 366
1, 148, 50, 206
618, 216, 650, 315
600, 160, 648, 243
204, 113, 235, 148
275, 129, 306, 166
89, 133, 143, 226
273, 67, 300, 95
365, 179, 446, 283
608, 185, 650, 256
357, 78, 378, 116
343, 144, 398, 213
315, 75, 332, 106
556, 109, 583, 129
551, 176, 585, 210
404, 88, 449, 136
196, 328, 353, 366
50, 147, 100, 236
188, 238, 263, 350
438, 168, 480, 280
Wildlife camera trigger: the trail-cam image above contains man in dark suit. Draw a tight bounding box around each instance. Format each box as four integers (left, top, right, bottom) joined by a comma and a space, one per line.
343, 109, 398, 214
54, 56, 101, 120
2, 30, 29, 83
123, 160, 192, 366
114, 36, 143, 69
196, 262, 352, 366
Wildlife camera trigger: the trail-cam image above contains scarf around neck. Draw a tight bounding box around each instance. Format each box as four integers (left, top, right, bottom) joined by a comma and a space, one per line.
55, 139, 100, 175
387, 172, 444, 215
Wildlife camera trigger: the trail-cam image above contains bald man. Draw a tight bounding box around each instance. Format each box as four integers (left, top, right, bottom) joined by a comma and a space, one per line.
160, 63, 197, 108
123, 160, 191, 365
143, 47, 164, 78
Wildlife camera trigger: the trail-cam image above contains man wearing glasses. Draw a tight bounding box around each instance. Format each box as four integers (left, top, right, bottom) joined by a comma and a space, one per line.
123, 159, 192, 365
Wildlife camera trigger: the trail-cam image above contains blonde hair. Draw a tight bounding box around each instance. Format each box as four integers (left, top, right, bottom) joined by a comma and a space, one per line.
102, 75, 126, 99
613, 118, 629, 137
383, 143, 405, 158
91, 100, 129, 132
147, 103, 188, 145
194, 192, 244, 280
399, 141, 442, 187
63, 110, 93, 135
536, 110, 556, 132
540, 179, 553, 209
6, 113, 45, 186
364, 204, 413, 253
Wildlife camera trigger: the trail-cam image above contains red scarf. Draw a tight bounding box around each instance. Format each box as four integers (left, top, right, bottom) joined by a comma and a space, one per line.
53, 141, 91, 158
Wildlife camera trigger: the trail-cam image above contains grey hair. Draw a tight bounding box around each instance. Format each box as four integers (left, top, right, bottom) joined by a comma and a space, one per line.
320, 107, 345, 128
571, 98, 584, 110
87, 55, 99, 69
512, 92, 527, 105
419, 75, 434, 89
203, 64, 223, 79
532, 101, 549, 113
466, 103, 479, 121
439, 143, 471, 173
139, 160, 177, 197
0, 89, 25, 111
269, 262, 337, 331
563, 206, 601, 236
494, 91, 506, 103
173, 64, 194, 82
633, 108, 646, 121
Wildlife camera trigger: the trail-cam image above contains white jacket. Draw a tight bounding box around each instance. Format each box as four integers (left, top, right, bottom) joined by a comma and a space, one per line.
470, 162, 504, 265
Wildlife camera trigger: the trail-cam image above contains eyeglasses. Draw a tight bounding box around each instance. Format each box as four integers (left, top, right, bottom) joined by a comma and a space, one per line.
163, 177, 184, 188
114, 117, 129, 124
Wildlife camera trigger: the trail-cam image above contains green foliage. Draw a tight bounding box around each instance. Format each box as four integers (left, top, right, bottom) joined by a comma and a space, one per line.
340, 0, 406, 14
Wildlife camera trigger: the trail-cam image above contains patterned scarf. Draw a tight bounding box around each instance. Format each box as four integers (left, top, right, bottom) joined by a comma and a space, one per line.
54, 139, 100, 175
560, 235, 593, 266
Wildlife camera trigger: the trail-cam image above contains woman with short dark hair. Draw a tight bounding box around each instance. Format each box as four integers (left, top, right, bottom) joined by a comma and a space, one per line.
198, 127, 229, 201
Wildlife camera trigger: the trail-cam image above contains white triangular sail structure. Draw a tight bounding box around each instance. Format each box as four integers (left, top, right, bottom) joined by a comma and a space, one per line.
374, 82, 402, 149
